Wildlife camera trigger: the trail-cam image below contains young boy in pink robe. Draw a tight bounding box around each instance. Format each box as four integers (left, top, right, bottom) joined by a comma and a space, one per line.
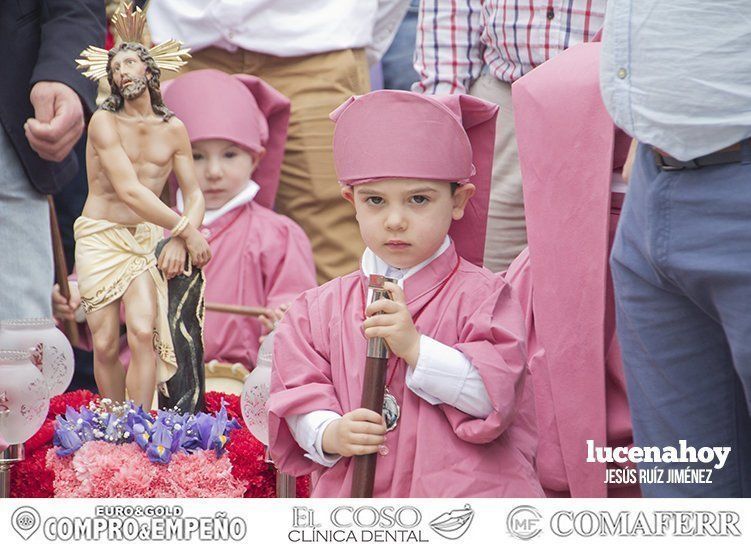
54, 70, 317, 371
268, 91, 544, 498
161, 70, 317, 369
504, 42, 639, 497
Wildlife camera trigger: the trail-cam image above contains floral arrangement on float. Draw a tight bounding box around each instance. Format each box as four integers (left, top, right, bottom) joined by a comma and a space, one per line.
3, 321, 304, 498
47, 397, 245, 498
10, 390, 309, 499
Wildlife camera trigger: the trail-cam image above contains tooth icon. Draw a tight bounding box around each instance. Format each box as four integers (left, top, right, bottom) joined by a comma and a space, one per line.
429, 504, 475, 540
11, 506, 41, 541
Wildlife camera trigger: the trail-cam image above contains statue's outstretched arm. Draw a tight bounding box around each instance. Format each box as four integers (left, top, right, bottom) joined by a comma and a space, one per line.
170, 119, 205, 230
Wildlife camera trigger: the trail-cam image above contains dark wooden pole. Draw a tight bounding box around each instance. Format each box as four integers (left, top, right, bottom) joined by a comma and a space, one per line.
48, 196, 79, 346
350, 275, 393, 498
276, 472, 297, 498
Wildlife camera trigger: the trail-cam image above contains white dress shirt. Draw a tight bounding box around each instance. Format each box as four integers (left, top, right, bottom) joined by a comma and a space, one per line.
286, 237, 494, 467
147, 0, 410, 64
600, 0, 751, 161
611, 172, 627, 195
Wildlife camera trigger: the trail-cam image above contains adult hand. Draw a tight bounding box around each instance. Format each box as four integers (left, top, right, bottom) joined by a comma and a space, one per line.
52, 282, 81, 323
622, 138, 638, 183
321, 409, 386, 457
363, 282, 421, 366
25, 82, 85, 162
258, 303, 291, 343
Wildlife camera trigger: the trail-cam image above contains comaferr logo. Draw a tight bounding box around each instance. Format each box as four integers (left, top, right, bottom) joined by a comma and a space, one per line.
550, 510, 741, 537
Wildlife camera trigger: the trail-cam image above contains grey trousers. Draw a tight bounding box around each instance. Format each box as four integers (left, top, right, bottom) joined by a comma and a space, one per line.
0, 127, 53, 320
469, 74, 528, 272
611, 143, 751, 497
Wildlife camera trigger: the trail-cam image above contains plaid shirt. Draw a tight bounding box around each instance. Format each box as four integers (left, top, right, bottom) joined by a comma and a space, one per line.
414, 0, 606, 93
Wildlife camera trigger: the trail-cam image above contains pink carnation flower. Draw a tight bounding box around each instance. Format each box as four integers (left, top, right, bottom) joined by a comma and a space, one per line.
47, 442, 246, 498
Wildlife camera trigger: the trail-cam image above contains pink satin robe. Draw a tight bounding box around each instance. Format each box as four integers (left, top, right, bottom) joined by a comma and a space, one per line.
199, 201, 316, 369
268, 242, 544, 498
506, 199, 636, 498
505, 42, 638, 498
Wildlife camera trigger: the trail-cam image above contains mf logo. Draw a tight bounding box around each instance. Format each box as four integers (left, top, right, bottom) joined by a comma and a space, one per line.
506, 505, 543, 540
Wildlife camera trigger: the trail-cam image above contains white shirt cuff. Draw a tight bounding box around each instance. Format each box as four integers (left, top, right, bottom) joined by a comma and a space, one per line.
406, 335, 494, 418
286, 410, 342, 467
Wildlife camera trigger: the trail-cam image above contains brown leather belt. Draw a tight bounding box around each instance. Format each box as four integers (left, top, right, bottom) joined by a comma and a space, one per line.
653, 139, 751, 171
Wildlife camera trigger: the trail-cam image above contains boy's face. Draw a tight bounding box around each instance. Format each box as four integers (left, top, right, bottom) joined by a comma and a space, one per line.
191, 139, 261, 210
342, 178, 475, 269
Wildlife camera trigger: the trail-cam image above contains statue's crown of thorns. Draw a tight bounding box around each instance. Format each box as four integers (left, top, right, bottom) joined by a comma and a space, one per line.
76, 2, 191, 82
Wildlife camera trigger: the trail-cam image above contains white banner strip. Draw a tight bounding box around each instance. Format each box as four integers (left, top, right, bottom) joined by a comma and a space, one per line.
0, 498, 746, 544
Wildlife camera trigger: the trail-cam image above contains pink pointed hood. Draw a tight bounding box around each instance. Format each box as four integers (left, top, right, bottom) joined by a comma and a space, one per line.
162, 69, 291, 209
330, 90, 498, 267
512, 42, 631, 497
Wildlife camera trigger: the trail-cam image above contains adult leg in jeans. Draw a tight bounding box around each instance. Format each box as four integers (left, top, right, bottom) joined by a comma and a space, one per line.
611, 144, 751, 497
0, 127, 53, 321
382, 0, 420, 91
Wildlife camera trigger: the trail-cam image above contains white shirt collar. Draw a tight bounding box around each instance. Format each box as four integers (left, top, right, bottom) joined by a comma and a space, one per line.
360, 236, 451, 288
176, 180, 261, 226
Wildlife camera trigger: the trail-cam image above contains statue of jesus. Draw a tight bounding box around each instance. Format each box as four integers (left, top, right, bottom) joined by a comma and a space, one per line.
73, 4, 210, 409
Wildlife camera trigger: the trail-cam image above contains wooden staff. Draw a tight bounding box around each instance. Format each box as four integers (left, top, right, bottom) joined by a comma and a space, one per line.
350, 274, 393, 498
48, 196, 79, 346
205, 302, 271, 318
276, 472, 297, 498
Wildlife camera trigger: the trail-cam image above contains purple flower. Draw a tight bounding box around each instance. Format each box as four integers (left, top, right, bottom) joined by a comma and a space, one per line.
146, 423, 173, 464
155, 410, 188, 433
182, 413, 214, 451
64, 405, 79, 421
125, 405, 155, 444
132, 423, 151, 450
53, 416, 84, 456
53, 406, 95, 455
126, 406, 154, 429
79, 405, 97, 424
209, 404, 240, 458
98, 412, 121, 443
51, 399, 243, 465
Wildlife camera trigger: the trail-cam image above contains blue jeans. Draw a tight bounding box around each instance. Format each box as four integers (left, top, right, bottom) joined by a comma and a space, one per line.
381, 0, 419, 91
0, 127, 53, 320
611, 143, 751, 497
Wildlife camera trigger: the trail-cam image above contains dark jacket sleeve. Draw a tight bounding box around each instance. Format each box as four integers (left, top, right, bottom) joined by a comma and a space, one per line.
0, 0, 105, 194
32, 0, 105, 115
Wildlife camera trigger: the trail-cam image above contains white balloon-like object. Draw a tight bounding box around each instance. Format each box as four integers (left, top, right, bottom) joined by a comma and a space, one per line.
241, 330, 275, 446
0, 350, 50, 444
0, 319, 74, 396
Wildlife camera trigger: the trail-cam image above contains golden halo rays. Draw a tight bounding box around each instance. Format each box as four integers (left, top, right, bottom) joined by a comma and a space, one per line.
76, 2, 190, 82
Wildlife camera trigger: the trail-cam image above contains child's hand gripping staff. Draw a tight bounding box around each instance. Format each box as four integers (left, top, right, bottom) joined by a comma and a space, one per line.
350, 274, 398, 498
